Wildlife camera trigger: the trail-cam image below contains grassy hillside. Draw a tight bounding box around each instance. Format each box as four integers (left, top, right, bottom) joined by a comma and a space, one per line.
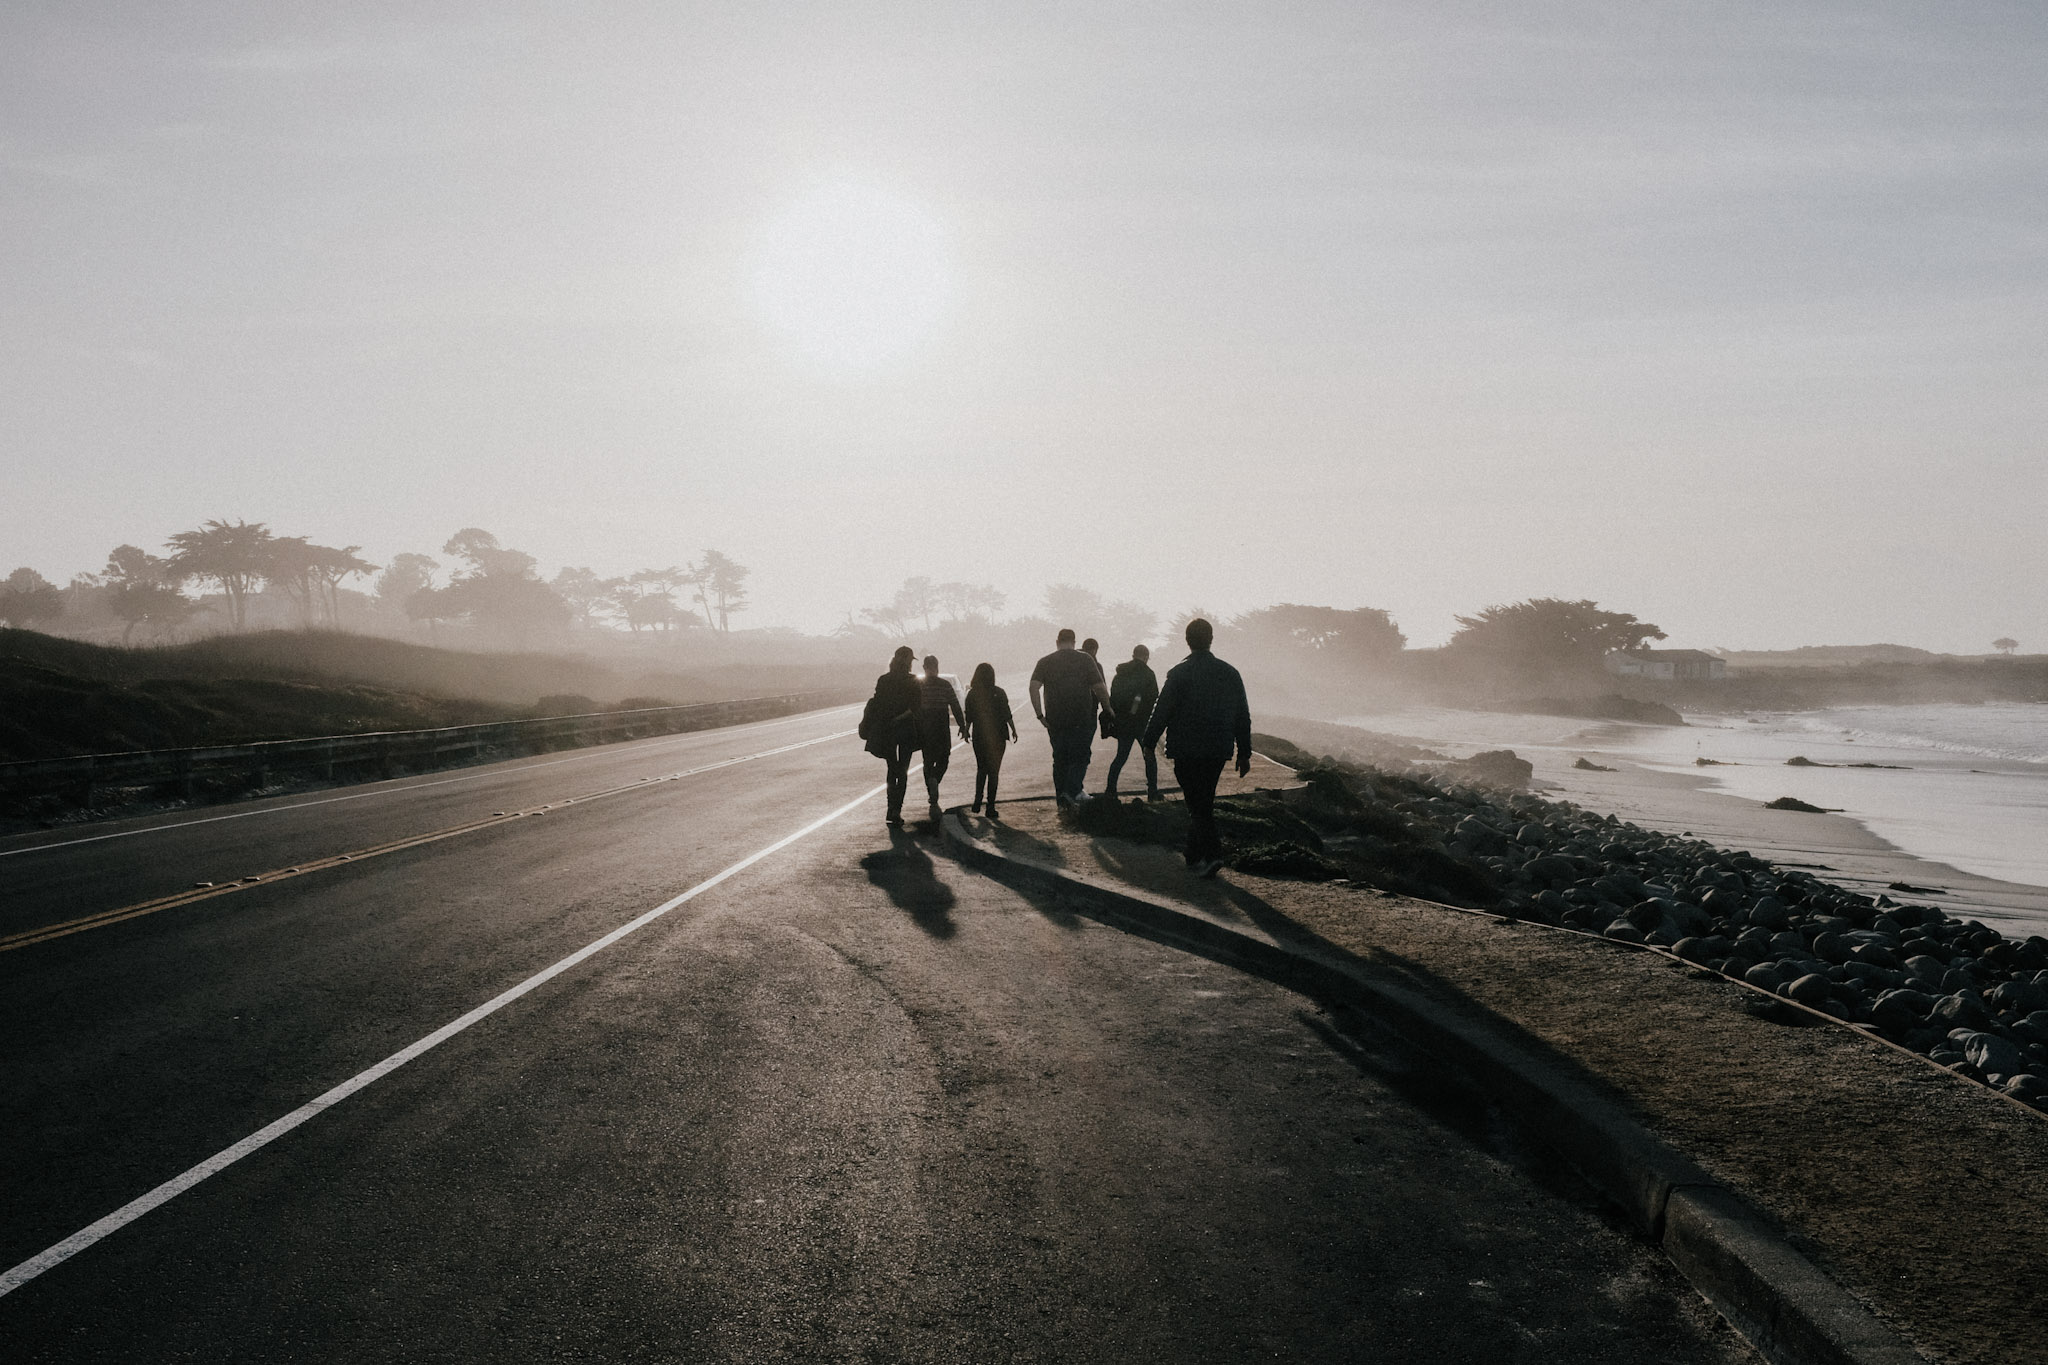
0, 628, 861, 761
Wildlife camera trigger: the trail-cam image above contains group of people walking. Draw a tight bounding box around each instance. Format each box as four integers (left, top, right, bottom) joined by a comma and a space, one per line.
859, 617, 1252, 875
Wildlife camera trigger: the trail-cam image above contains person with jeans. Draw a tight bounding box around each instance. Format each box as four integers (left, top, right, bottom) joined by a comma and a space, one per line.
915, 654, 966, 823
1102, 643, 1160, 800
1142, 618, 1251, 875
860, 645, 923, 827
1029, 627, 1112, 807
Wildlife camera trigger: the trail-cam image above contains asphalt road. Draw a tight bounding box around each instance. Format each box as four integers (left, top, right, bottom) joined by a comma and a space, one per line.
0, 705, 1752, 1363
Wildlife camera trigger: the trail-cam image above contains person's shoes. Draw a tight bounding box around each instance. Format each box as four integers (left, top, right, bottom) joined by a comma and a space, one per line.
1196, 857, 1226, 879
886, 814, 904, 827
1056, 794, 1076, 810
1146, 790, 1164, 803
987, 806, 1001, 822
970, 800, 982, 814
928, 802, 943, 823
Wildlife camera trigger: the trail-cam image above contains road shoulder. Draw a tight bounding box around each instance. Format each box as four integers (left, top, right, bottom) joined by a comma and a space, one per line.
947, 796, 2048, 1365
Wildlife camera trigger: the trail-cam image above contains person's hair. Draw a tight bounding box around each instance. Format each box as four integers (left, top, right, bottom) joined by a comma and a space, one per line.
923, 654, 939, 673
1056, 627, 1076, 644
970, 662, 995, 691
1132, 643, 1149, 661
1185, 617, 1214, 651
1081, 637, 1099, 654
890, 645, 914, 671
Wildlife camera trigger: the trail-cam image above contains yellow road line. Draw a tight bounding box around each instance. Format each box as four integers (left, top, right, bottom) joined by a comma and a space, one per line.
0, 729, 855, 954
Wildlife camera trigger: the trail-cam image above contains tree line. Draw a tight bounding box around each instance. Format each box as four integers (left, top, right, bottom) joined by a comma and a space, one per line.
0, 520, 751, 646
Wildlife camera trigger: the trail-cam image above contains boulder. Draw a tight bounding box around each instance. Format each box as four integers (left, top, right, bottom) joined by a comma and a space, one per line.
1931, 992, 1991, 1029
1953, 1030, 2026, 1077
1744, 963, 1784, 991
1748, 897, 1789, 931
1784, 973, 1832, 1007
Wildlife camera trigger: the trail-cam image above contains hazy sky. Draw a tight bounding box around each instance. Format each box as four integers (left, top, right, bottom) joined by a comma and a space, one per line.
5, 2, 2044, 650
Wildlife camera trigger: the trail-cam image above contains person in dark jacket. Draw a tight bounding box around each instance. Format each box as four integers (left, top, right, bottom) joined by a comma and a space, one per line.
1102, 643, 1160, 800
962, 662, 1018, 818
861, 645, 922, 827
1141, 618, 1251, 875
915, 654, 966, 822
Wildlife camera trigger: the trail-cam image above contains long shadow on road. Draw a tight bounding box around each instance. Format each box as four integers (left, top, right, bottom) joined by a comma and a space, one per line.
859, 832, 959, 939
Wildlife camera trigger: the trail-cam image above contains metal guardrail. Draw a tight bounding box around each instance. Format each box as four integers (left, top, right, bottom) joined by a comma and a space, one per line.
0, 689, 862, 806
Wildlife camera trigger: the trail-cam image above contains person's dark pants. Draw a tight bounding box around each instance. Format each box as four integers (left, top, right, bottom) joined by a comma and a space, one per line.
1103, 735, 1158, 797
921, 744, 950, 809
1174, 755, 1229, 863
884, 741, 917, 821
1050, 722, 1095, 802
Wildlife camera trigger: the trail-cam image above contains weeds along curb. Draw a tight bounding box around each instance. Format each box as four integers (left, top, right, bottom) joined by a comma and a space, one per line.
941, 808, 1927, 1365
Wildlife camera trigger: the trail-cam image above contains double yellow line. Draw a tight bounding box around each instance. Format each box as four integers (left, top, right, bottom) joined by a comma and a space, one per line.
0, 729, 853, 954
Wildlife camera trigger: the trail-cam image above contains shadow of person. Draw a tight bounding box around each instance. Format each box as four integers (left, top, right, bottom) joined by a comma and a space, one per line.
860, 832, 960, 939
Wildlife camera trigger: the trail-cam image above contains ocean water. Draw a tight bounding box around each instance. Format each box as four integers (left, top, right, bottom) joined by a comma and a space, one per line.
1339, 703, 2048, 892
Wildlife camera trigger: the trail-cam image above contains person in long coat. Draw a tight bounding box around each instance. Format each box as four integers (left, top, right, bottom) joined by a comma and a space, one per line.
962, 662, 1018, 819
861, 645, 922, 826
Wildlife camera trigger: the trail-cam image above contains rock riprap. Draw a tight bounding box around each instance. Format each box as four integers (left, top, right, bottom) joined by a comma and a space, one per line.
1249, 734, 2048, 1111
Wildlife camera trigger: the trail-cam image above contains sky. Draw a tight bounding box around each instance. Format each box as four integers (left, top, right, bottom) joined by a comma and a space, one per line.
4, 1, 2045, 651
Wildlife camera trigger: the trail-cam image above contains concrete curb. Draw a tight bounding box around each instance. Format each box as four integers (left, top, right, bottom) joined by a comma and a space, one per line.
942, 808, 1926, 1365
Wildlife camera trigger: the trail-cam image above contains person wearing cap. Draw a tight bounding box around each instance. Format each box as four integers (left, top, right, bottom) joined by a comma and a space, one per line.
860, 645, 923, 827
1028, 627, 1112, 807
1141, 618, 1251, 875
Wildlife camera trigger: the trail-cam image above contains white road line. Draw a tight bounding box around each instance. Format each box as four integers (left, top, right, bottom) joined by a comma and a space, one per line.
0, 779, 886, 1299
0, 706, 859, 860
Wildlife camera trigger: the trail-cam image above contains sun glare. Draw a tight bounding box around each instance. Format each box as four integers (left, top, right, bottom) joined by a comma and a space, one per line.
748, 180, 953, 374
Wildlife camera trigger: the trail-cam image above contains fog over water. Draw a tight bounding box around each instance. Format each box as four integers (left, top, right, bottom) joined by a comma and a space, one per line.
5, 3, 2046, 650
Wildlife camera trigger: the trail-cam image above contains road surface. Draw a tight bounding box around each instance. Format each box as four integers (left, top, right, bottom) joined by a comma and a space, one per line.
0, 704, 1750, 1362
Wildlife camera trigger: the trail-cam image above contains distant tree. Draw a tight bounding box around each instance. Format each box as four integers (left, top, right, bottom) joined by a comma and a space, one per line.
1232, 604, 1406, 670
434, 528, 569, 645
966, 583, 1007, 621
935, 580, 1007, 624
305, 544, 377, 625
1043, 583, 1104, 626
1993, 637, 2018, 656
101, 545, 196, 642
623, 567, 699, 634
893, 576, 940, 632
0, 567, 63, 629
696, 550, 750, 634
1042, 582, 1154, 646
861, 604, 911, 639
262, 537, 376, 627
164, 519, 274, 629
376, 554, 439, 613
550, 566, 615, 630
442, 527, 538, 581
1447, 598, 1665, 693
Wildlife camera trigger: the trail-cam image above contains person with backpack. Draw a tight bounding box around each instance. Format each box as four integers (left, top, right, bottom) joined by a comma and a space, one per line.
962, 662, 1019, 819
1102, 643, 1161, 801
860, 645, 922, 827
1142, 618, 1251, 876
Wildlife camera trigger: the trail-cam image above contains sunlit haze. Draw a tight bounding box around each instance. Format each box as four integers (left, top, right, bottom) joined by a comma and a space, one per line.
5, 3, 2045, 650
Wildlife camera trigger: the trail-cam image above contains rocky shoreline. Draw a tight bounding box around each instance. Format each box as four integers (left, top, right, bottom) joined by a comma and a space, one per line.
1164, 734, 2048, 1113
